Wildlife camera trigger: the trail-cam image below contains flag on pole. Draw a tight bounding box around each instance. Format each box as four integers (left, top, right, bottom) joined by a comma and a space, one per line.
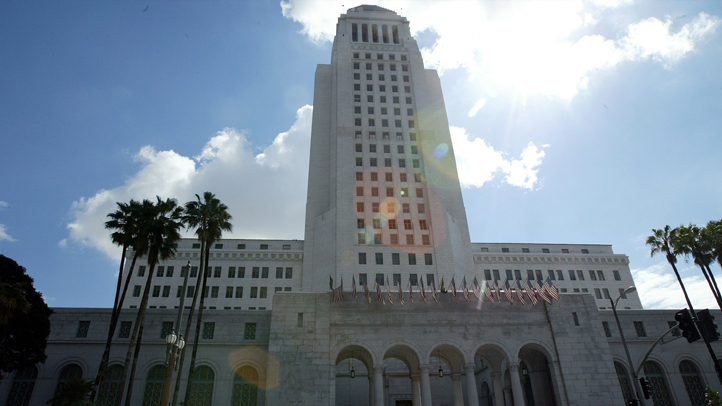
462, 276, 470, 303
375, 281, 385, 304
340, 277, 344, 300
545, 278, 560, 302
484, 283, 495, 303
398, 279, 404, 305
386, 277, 394, 305
364, 282, 371, 304
352, 275, 357, 299
431, 280, 439, 303
504, 280, 514, 304
523, 279, 538, 305
450, 276, 458, 302
407, 279, 414, 303
329, 276, 333, 291
420, 278, 427, 304
515, 280, 526, 305
440, 276, 446, 293
472, 277, 482, 302
534, 279, 552, 304
493, 281, 501, 302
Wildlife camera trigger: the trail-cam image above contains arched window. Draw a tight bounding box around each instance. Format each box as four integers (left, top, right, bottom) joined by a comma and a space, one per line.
97, 364, 124, 406
187, 366, 214, 406
232, 366, 259, 406
392, 26, 399, 44
643, 361, 674, 406
372, 24, 379, 43
351, 24, 358, 42
614, 362, 633, 401
362, 24, 368, 43
141, 365, 166, 406
679, 360, 705, 406
382, 25, 389, 44
5, 366, 38, 406
55, 363, 83, 394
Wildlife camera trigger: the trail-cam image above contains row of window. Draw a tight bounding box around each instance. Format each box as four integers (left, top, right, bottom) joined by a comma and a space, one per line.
354, 72, 410, 82
358, 272, 436, 287
189, 243, 292, 250
356, 143, 417, 154
485, 247, 593, 254
350, 23, 402, 45
482, 269, 622, 282
358, 233, 431, 246
354, 95, 413, 105
138, 266, 293, 279
75, 319, 258, 342
132, 284, 291, 299
355, 117, 414, 127
358, 252, 433, 266
353, 62, 408, 73
355, 157, 421, 169
353, 52, 406, 62
357, 185, 424, 198
359, 218, 427, 229
356, 171, 422, 183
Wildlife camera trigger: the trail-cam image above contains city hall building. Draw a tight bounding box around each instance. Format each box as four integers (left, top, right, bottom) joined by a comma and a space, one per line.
1, 5, 719, 406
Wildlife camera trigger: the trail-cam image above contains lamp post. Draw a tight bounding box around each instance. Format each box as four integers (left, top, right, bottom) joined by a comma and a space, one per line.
610, 286, 645, 406
161, 260, 191, 406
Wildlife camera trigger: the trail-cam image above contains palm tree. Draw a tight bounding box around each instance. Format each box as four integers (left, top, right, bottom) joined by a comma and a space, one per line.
47, 378, 93, 406
181, 192, 232, 406
705, 220, 722, 273
646, 225, 698, 309
115, 197, 183, 406
675, 224, 722, 311
92, 200, 145, 401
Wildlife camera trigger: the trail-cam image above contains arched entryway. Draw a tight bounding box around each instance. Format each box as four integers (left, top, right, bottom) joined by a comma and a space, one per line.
614, 361, 634, 402
232, 365, 259, 406
336, 345, 373, 406
679, 360, 705, 406
97, 364, 123, 406
643, 361, 674, 406
518, 345, 557, 406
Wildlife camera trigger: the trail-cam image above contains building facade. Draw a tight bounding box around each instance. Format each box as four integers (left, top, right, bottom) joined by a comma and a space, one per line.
0, 5, 717, 406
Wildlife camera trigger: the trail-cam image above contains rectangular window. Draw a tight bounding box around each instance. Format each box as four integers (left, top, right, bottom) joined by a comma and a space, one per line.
202, 322, 215, 339
527, 270, 534, 280
577, 270, 584, 281
634, 321, 647, 337
372, 187, 379, 197
408, 120, 415, 128
386, 187, 394, 197
402, 64, 408, 71
244, 323, 257, 340
211, 286, 219, 298
252, 267, 260, 278
177, 286, 184, 298
382, 119, 389, 127
118, 321, 132, 338
403, 203, 410, 213
542, 248, 550, 253
355, 130, 362, 139
602, 321, 612, 337
556, 270, 564, 280
359, 253, 367, 265
484, 270, 492, 280
603, 288, 610, 299
408, 253, 417, 265
133, 285, 141, 297
424, 253, 433, 265
375, 253, 384, 265
427, 274, 435, 286
378, 63, 384, 70
276, 267, 283, 278
250, 287, 258, 298
262, 267, 269, 278
286, 267, 293, 279
370, 158, 377, 167
354, 83, 361, 91
417, 204, 425, 214
162, 286, 170, 297
156, 266, 164, 277
226, 287, 233, 298
390, 234, 398, 245
374, 273, 384, 286
138, 266, 146, 277
393, 96, 400, 104
392, 253, 400, 265
235, 287, 243, 298
597, 271, 605, 281
594, 288, 602, 299
356, 186, 363, 196
393, 273, 401, 286
372, 202, 379, 212
398, 159, 405, 167
228, 267, 236, 278
260, 287, 267, 298
400, 173, 407, 182
355, 118, 362, 126
214, 267, 221, 278
422, 235, 430, 245
572, 312, 580, 326
357, 219, 365, 229
356, 172, 363, 181
395, 119, 402, 127
404, 86, 411, 93
366, 63, 372, 70
419, 220, 427, 230
581, 249, 589, 254
161, 321, 173, 338
404, 219, 412, 230
187, 286, 195, 298
76, 321, 90, 338
589, 270, 597, 281
368, 95, 373, 102
379, 85, 386, 92
152, 285, 160, 297
613, 270, 621, 281
354, 62, 360, 69
354, 95, 361, 103
409, 274, 418, 286
407, 108, 413, 115
359, 273, 367, 286
238, 267, 245, 278
568, 270, 576, 281
562, 249, 569, 253
371, 172, 378, 181
373, 219, 381, 229
357, 202, 364, 212
548, 270, 555, 280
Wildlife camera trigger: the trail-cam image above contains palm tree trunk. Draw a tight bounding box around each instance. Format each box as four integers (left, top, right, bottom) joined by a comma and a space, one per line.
184, 245, 212, 406
704, 263, 722, 305
117, 261, 157, 406
700, 263, 722, 310
91, 248, 135, 401
171, 241, 205, 406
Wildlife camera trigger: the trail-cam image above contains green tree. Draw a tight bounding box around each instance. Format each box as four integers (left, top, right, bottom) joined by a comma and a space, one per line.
116, 198, 183, 406
675, 224, 722, 310
181, 192, 232, 406
0, 255, 52, 376
92, 200, 146, 400
705, 220, 722, 272
0, 281, 30, 325
47, 378, 93, 406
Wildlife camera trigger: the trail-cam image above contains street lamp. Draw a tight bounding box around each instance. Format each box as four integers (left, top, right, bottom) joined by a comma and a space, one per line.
610, 286, 645, 406
161, 260, 192, 406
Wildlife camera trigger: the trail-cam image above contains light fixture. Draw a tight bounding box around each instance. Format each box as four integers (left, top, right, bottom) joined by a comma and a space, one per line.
522, 367, 528, 376
350, 352, 355, 378
437, 350, 443, 378
165, 329, 177, 346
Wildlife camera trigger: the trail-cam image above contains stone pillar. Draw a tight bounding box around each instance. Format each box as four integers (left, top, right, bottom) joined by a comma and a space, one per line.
452, 373, 464, 406
508, 363, 526, 406
491, 372, 504, 406
369, 375, 375, 406
503, 388, 513, 406
465, 363, 480, 406
374, 366, 385, 406
411, 373, 422, 406
420, 364, 433, 406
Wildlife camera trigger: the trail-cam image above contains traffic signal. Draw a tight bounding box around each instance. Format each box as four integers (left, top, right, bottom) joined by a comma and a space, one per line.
627, 399, 639, 406
639, 377, 652, 399
675, 308, 701, 343
697, 309, 720, 342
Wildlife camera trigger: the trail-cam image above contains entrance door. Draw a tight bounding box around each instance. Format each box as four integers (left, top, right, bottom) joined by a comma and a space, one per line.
395, 401, 413, 406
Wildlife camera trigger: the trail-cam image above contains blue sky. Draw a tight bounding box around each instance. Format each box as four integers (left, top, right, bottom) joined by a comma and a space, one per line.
1, 0, 721, 310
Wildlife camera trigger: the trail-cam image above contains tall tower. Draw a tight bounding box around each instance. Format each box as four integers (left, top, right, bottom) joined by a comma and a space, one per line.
302, 5, 473, 293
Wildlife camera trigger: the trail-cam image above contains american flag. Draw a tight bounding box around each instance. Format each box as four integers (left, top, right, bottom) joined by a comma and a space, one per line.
450, 276, 458, 302
398, 279, 404, 305
472, 277, 482, 302
407, 279, 414, 303
484, 283, 494, 303
545, 278, 560, 302
385, 277, 394, 305
515, 280, 526, 305
420, 278, 427, 304
440, 276, 446, 293
340, 278, 344, 300
431, 281, 439, 303
493, 281, 501, 302
329, 275, 333, 291
524, 279, 538, 305
352, 275, 357, 299
534, 280, 552, 304
375, 281, 384, 304
504, 280, 514, 304
364, 282, 371, 303
462, 276, 470, 303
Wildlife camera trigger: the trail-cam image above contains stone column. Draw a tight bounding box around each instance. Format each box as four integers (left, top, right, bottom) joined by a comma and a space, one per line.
503, 388, 513, 406
374, 366, 385, 406
508, 363, 526, 406
369, 375, 375, 406
411, 373, 422, 406
490, 372, 504, 406
464, 363, 480, 406
452, 373, 464, 406
420, 364, 433, 406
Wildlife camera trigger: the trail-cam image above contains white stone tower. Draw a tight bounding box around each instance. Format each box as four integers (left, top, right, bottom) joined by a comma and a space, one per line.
302, 5, 474, 293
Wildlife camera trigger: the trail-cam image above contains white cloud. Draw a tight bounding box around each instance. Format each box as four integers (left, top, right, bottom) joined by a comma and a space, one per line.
632, 261, 721, 309
65, 105, 313, 259
0, 201, 8, 209
467, 98, 486, 118
280, 1, 719, 100
450, 127, 546, 190
0, 224, 14, 242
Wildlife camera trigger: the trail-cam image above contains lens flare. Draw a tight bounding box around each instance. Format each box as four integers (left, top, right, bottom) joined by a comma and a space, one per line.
433, 143, 449, 159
